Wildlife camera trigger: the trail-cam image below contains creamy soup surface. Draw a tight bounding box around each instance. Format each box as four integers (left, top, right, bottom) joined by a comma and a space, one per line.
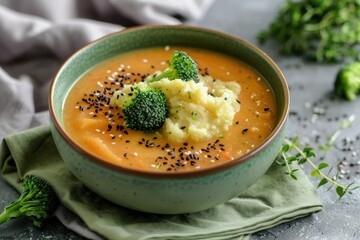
63, 47, 277, 172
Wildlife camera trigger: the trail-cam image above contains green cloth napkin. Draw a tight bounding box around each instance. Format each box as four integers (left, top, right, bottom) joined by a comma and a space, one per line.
0, 125, 323, 240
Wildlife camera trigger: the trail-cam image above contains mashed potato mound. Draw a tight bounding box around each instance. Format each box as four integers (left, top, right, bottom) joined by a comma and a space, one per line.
111, 76, 241, 142
149, 76, 240, 142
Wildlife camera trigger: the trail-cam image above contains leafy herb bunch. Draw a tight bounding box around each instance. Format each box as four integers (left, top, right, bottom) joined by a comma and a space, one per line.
258, 0, 360, 63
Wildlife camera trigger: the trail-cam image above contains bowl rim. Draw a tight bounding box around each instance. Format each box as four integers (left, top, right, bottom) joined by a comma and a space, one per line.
49, 25, 290, 178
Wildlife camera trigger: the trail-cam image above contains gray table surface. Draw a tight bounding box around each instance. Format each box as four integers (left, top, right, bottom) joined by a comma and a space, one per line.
1, 0, 359, 239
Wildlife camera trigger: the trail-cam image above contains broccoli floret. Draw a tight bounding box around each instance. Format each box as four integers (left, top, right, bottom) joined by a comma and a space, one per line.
122, 87, 168, 131
0, 175, 58, 228
149, 51, 200, 83
334, 62, 360, 101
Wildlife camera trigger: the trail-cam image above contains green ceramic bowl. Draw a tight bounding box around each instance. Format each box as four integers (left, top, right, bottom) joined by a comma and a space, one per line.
49, 25, 289, 214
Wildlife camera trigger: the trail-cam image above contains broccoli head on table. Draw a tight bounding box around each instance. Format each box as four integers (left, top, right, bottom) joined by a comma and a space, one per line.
334, 62, 360, 101
0, 175, 58, 228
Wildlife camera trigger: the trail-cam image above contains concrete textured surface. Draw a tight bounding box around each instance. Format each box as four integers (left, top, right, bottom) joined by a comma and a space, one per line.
1, 0, 359, 239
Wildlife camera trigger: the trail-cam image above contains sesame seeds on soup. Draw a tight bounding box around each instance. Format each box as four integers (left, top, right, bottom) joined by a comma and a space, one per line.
63, 47, 277, 172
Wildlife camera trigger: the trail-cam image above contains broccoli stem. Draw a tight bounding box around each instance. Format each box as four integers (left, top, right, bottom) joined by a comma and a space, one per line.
0, 189, 35, 225
148, 70, 173, 82
0, 202, 21, 224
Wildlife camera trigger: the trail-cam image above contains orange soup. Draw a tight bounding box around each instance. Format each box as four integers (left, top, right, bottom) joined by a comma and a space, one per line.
63, 47, 277, 172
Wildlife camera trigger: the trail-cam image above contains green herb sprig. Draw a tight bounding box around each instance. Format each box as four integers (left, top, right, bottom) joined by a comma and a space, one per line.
318, 115, 356, 153
278, 115, 359, 200
258, 0, 360, 63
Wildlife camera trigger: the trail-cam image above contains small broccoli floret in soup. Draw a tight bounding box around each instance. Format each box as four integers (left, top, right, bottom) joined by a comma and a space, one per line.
111, 85, 168, 131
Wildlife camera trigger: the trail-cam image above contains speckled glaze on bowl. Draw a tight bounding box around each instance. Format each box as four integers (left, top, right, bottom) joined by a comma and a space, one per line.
49, 25, 289, 214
